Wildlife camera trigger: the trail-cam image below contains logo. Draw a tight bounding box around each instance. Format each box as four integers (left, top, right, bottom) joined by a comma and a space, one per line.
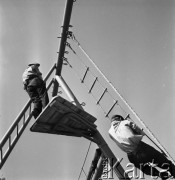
99, 158, 173, 179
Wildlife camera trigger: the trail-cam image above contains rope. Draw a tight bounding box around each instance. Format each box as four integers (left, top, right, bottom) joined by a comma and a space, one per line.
68, 32, 175, 165
77, 141, 92, 180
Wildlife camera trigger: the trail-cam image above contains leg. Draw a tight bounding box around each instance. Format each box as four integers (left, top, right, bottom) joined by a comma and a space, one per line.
153, 150, 175, 178
36, 80, 49, 108
136, 141, 174, 178
127, 153, 160, 177
41, 90, 49, 108
26, 86, 42, 118
32, 100, 42, 118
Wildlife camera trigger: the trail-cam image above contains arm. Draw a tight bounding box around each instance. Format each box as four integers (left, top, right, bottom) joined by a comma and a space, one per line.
126, 120, 145, 135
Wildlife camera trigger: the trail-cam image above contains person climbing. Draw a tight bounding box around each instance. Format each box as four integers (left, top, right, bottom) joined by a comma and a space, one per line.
22, 63, 49, 119
108, 114, 175, 179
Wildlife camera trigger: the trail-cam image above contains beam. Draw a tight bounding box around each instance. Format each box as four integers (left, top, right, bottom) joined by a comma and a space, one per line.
52, 0, 74, 96
86, 148, 102, 180
55, 75, 83, 109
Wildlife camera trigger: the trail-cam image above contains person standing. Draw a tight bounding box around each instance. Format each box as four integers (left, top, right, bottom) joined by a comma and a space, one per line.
22, 63, 49, 119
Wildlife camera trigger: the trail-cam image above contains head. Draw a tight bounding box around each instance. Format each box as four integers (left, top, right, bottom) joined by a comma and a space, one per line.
28, 63, 40, 67
111, 114, 124, 123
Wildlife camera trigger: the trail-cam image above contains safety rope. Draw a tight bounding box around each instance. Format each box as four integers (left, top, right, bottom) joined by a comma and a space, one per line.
77, 141, 92, 180
66, 32, 175, 165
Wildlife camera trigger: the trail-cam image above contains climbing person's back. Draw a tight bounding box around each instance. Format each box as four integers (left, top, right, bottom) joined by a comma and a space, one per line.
22, 62, 49, 119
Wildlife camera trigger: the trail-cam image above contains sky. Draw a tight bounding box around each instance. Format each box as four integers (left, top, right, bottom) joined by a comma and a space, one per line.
0, 0, 175, 179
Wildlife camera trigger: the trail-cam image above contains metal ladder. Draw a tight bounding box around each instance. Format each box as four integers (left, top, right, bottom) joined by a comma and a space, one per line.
0, 64, 55, 169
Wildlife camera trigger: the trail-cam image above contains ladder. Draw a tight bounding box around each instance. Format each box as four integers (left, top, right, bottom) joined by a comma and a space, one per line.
0, 64, 55, 169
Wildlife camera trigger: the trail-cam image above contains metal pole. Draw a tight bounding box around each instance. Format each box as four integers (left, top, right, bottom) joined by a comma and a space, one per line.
55, 75, 83, 109
92, 154, 105, 180
86, 148, 102, 180
52, 0, 74, 96
93, 131, 130, 180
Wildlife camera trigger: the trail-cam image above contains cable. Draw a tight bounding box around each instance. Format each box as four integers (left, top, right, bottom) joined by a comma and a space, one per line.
77, 141, 92, 180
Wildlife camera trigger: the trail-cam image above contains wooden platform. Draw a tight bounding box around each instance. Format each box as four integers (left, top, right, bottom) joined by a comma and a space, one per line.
30, 96, 97, 137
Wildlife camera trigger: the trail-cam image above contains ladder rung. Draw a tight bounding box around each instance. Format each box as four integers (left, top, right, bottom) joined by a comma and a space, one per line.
17, 124, 19, 135
23, 114, 25, 124
125, 114, 130, 119
105, 101, 118, 117
81, 67, 89, 83
96, 88, 107, 104
29, 105, 32, 115
89, 77, 98, 93
1, 149, 2, 162
9, 136, 11, 147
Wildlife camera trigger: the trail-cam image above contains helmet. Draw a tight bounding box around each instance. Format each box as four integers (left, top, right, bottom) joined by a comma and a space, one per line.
28, 63, 40, 67
111, 114, 124, 122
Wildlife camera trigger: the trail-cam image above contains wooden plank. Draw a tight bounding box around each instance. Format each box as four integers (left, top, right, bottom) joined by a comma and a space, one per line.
30, 96, 97, 138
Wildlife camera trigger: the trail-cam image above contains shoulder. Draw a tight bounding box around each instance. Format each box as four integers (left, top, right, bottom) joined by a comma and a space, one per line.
23, 67, 30, 74
122, 119, 132, 125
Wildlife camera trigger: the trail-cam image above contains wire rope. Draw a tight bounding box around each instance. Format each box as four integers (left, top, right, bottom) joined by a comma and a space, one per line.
77, 141, 92, 180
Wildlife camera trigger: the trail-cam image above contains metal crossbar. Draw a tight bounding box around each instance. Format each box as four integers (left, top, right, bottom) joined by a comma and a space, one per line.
89, 77, 98, 93
96, 88, 107, 105
105, 100, 118, 117
81, 67, 89, 83
0, 64, 56, 169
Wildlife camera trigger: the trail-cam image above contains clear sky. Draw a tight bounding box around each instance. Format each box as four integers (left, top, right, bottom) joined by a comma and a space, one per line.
0, 0, 175, 180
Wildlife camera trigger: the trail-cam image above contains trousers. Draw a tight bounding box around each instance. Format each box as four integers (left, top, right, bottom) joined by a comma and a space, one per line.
26, 77, 49, 118
127, 141, 175, 179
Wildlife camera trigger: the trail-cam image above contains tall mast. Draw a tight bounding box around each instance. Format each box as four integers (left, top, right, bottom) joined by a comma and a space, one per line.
52, 0, 74, 96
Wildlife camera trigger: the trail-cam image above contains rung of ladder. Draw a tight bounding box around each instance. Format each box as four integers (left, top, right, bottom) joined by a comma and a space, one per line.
96, 88, 107, 104
23, 114, 26, 125
0, 149, 2, 161
17, 124, 19, 135
125, 114, 130, 119
89, 77, 98, 93
81, 67, 89, 83
105, 100, 118, 117
9, 136, 11, 147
